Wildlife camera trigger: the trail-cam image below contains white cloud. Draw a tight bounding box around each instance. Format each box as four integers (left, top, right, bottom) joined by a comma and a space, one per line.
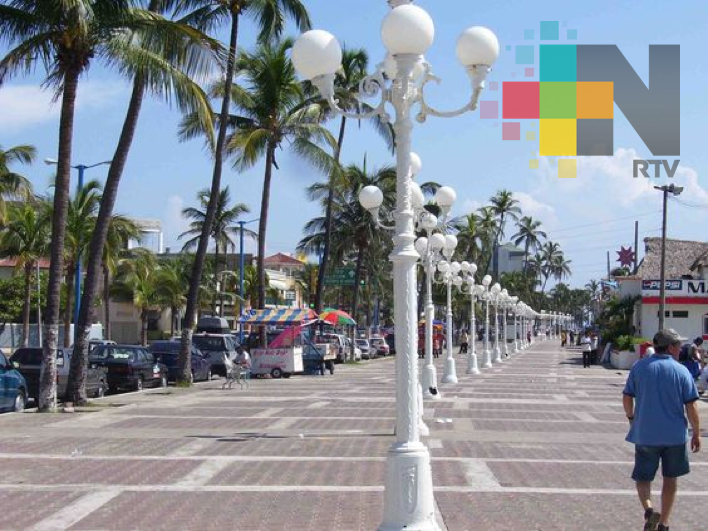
162, 195, 190, 252
512, 191, 557, 227
0, 80, 128, 132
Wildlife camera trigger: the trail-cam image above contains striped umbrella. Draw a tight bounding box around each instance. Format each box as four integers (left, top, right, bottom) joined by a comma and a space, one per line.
318, 308, 356, 326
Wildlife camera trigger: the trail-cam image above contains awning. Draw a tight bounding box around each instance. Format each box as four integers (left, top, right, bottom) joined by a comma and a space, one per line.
269, 279, 288, 291
239, 308, 317, 325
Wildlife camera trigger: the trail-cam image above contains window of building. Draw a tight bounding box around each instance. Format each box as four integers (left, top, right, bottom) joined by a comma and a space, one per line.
703, 315, 708, 336
284, 290, 296, 301
672, 311, 689, 318
656, 311, 671, 318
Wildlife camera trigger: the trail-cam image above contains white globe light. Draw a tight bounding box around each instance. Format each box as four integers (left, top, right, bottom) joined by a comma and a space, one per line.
415, 237, 428, 255
460, 261, 470, 272
444, 234, 458, 251
482, 274, 492, 286
491, 282, 501, 294
501, 288, 508, 297
358, 185, 383, 210
453, 277, 463, 287
292, 30, 342, 80
429, 232, 446, 250
381, 5, 435, 56
450, 261, 461, 274
468, 263, 478, 275
456, 26, 499, 67
409, 152, 422, 177
420, 212, 438, 231
435, 186, 456, 208
437, 261, 450, 274
410, 182, 425, 209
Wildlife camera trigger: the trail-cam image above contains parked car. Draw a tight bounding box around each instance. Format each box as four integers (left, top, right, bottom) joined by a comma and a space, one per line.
191, 334, 239, 376
148, 341, 212, 383
344, 337, 362, 361
89, 345, 167, 392
355, 339, 372, 360
10, 347, 108, 401
384, 333, 396, 355
0, 352, 27, 412
370, 337, 390, 357
317, 333, 348, 363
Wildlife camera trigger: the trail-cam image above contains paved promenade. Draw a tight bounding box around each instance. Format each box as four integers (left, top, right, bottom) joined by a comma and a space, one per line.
1, 340, 707, 530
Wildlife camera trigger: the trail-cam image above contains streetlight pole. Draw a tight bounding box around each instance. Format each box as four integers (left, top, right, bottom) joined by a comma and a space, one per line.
237, 218, 259, 343
454, 263, 480, 375
491, 283, 502, 364
654, 184, 683, 330
438, 256, 460, 384
44, 158, 111, 332
480, 275, 493, 369
293, 6, 498, 528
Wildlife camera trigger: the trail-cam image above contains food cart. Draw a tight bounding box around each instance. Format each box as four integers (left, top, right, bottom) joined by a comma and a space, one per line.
239, 308, 316, 378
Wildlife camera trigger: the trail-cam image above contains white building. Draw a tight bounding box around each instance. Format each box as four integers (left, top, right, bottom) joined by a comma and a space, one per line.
620, 238, 708, 341
496, 242, 525, 276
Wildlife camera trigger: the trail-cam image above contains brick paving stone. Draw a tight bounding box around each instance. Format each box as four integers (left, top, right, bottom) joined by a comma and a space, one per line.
197, 437, 394, 457
104, 417, 278, 431
0, 490, 84, 529
0, 437, 190, 457
287, 418, 394, 431
0, 457, 200, 485
433, 410, 583, 421
0, 412, 72, 427
469, 419, 626, 434
112, 407, 269, 417
209, 460, 385, 486
69, 491, 383, 531
273, 408, 396, 418
433, 440, 637, 461
436, 492, 707, 530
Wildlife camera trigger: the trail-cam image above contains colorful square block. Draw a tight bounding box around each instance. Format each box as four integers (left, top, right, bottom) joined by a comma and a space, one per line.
540, 119, 576, 156
525, 67, 534, 77
526, 131, 536, 141
558, 158, 577, 178
540, 82, 576, 119
576, 82, 613, 119
577, 118, 613, 155
524, 29, 534, 40
567, 29, 578, 40
516, 45, 534, 65
489, 81, 498, 91
502, 82, 539, 119
541, 21, 560, 40
502, 122, 521, 140
480, 100, 498, 119
506, 45, 511, 51
529, 159, 539, 169
540, 45, 577, 82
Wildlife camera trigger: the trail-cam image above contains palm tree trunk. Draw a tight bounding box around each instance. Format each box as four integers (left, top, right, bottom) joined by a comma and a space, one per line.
21, 263, 32, 348
103, 266, 111, 340
315, 116, 347, 312
257, 143, 275, 310
212, 241, 219, 316
41, 65, 81, 412
523, 241, 530, 275
179, 12, 240, 383
63, 263, 75, 348
141, 310, 148, 346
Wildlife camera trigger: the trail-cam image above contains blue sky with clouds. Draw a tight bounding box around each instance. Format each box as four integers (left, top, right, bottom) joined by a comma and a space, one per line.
2, 0, 706, 288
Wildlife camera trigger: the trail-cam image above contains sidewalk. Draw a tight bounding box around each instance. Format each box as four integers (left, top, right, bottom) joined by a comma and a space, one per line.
1, 342, 706, 530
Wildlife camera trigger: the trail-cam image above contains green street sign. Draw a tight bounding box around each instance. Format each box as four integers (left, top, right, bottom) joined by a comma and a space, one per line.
324, 267, 356, 286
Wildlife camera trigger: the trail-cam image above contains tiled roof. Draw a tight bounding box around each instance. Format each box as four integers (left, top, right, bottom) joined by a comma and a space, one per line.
0, 258, 50, 268
635, 237, 708, 279
264, 253, 304, 267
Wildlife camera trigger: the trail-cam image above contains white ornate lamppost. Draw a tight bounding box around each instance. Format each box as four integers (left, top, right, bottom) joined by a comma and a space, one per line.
454, 263, 481, 375
510, 296, 520, 353
490, 283, 502, 364
436, 252, 460, 384
479, 275, 493, 369
293, 4, 499, 529
499, 289, 510, 358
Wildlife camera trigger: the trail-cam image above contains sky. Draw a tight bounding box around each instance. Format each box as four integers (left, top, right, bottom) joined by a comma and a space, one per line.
2, 0, 706, 289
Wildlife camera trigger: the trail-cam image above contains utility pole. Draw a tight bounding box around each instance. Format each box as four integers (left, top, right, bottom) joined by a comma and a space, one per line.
606, 251, 611, 280
633, 220, 639, 274
654, 184, 683, 330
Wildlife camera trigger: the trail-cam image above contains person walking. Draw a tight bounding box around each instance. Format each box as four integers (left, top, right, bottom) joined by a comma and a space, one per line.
622, 329, 701, 531
581, 331, 592, 368
459, 330, 469, 354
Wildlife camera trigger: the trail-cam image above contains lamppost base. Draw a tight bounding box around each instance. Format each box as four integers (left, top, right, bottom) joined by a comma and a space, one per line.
466, 353, 481, 375
493, 347, 503, 364
378, 442, 441, 531
441, 357, 458, 384
421, 364, 442, 400
482, 350, 493, 369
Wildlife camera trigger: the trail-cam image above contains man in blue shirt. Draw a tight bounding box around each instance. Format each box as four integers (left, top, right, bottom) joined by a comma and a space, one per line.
623, 329, 701, 531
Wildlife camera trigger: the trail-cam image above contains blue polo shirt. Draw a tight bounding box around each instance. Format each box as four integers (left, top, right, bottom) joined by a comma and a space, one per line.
623, 354, 699, 446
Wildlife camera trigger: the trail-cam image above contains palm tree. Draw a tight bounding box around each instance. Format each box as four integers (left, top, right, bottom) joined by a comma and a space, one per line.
61, 180, 102, 347
154, 260, 188, 337
174, 0, 310, 384
475, 206, 498, 278
110, 249, 163, 346
0, 144, 34, 221
512, 216, 547, 274
0, 203, 50, 347
101, 215, 141, 341
488, 190, 521, 277
227, 39, 336, 312
539, 241, 563, 295
1, 0, 219, 411
179, 186, 254, 314
312, 47, 394, 313
453, 213, 486, 266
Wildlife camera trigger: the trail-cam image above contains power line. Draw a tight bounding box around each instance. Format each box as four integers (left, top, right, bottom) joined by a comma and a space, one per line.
545, 210, 661, 234
669, 196, 708, 211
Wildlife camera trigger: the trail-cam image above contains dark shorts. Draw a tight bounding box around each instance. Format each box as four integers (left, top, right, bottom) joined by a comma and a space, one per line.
632, 444, 690, 481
